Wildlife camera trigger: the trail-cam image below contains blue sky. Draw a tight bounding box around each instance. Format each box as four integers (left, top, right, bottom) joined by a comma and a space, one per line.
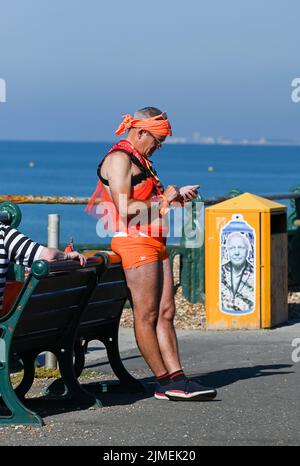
0, 0, 299, 141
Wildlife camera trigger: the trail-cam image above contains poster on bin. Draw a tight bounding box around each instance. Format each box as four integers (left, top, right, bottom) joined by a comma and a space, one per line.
219, 214, 256, 315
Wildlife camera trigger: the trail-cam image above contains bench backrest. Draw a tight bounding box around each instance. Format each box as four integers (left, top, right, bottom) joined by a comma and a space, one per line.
0, 258, 105, 355
78, 253, 128, 339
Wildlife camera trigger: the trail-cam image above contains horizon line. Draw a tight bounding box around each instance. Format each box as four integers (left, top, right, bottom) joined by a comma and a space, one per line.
0, 138, 300, 147
0, 138, 300, 148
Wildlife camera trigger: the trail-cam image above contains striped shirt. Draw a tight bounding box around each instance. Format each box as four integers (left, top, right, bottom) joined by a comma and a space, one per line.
0, 224, 44, 310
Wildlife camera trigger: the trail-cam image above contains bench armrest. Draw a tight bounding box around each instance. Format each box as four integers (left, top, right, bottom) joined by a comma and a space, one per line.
30, 257, 105, 278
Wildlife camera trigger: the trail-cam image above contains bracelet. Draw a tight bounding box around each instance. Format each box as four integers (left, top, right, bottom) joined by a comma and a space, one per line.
64, 252, 70, 260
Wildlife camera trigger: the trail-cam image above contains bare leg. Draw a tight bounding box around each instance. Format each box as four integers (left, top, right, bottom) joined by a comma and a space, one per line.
124, 261, 167, 377
157, 257, 182, 373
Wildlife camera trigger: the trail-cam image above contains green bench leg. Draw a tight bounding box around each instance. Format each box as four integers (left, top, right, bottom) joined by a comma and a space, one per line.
57, 348, 102, 408
100, 325, 145, 393
45, 340, 87, 397
0, 363, 42, 427
14, 351, 38, 399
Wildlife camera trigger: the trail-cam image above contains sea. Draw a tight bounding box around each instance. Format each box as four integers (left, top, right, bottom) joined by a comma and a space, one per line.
1, 140, 300, 245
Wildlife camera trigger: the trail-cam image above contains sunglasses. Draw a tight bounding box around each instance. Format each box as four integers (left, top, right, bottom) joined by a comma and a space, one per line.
147, 131, 164, 149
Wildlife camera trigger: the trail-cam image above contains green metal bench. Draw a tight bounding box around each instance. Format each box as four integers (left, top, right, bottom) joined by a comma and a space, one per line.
44, 252, 143, 399
0, 253, 143, 427
76, 254, 141, 388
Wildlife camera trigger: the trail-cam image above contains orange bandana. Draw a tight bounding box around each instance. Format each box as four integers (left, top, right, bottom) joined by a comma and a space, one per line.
115, 113, 172, 138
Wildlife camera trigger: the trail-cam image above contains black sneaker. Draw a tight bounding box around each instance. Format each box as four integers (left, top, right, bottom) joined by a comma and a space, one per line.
165, 378, 217, 401
154, 381, 172, 400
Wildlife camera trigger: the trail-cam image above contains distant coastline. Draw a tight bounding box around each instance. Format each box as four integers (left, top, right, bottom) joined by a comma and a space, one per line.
0, 138, 300, 147
166, 136, 300, 147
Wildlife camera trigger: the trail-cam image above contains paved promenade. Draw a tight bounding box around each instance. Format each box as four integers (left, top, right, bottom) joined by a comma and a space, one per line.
0, 322, 299, 446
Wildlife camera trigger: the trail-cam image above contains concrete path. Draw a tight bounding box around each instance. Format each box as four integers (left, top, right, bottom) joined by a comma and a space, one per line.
0, 322, 299, 446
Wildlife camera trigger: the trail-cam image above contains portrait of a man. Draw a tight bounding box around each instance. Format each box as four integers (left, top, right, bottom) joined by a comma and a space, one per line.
220, 231, 255, 314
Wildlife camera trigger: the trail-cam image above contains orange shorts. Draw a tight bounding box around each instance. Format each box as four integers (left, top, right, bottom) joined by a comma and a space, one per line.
111, 236, 168, 270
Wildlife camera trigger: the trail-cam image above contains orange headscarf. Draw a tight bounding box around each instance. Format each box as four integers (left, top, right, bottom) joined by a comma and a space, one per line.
115, 112, 172, 138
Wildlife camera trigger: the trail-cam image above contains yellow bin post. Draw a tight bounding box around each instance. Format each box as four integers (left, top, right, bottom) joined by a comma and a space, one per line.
205, 193, 288, 329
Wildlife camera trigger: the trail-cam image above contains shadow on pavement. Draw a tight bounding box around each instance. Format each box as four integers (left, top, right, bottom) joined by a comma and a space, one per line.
85, 354, 143, 370
82, 377, 154, 407
11, 378, 152, 421
5, 364, 293, 422
189, 363, 294, 389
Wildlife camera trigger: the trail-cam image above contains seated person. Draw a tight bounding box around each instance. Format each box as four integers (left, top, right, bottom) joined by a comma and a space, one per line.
0, 221, 86, 313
